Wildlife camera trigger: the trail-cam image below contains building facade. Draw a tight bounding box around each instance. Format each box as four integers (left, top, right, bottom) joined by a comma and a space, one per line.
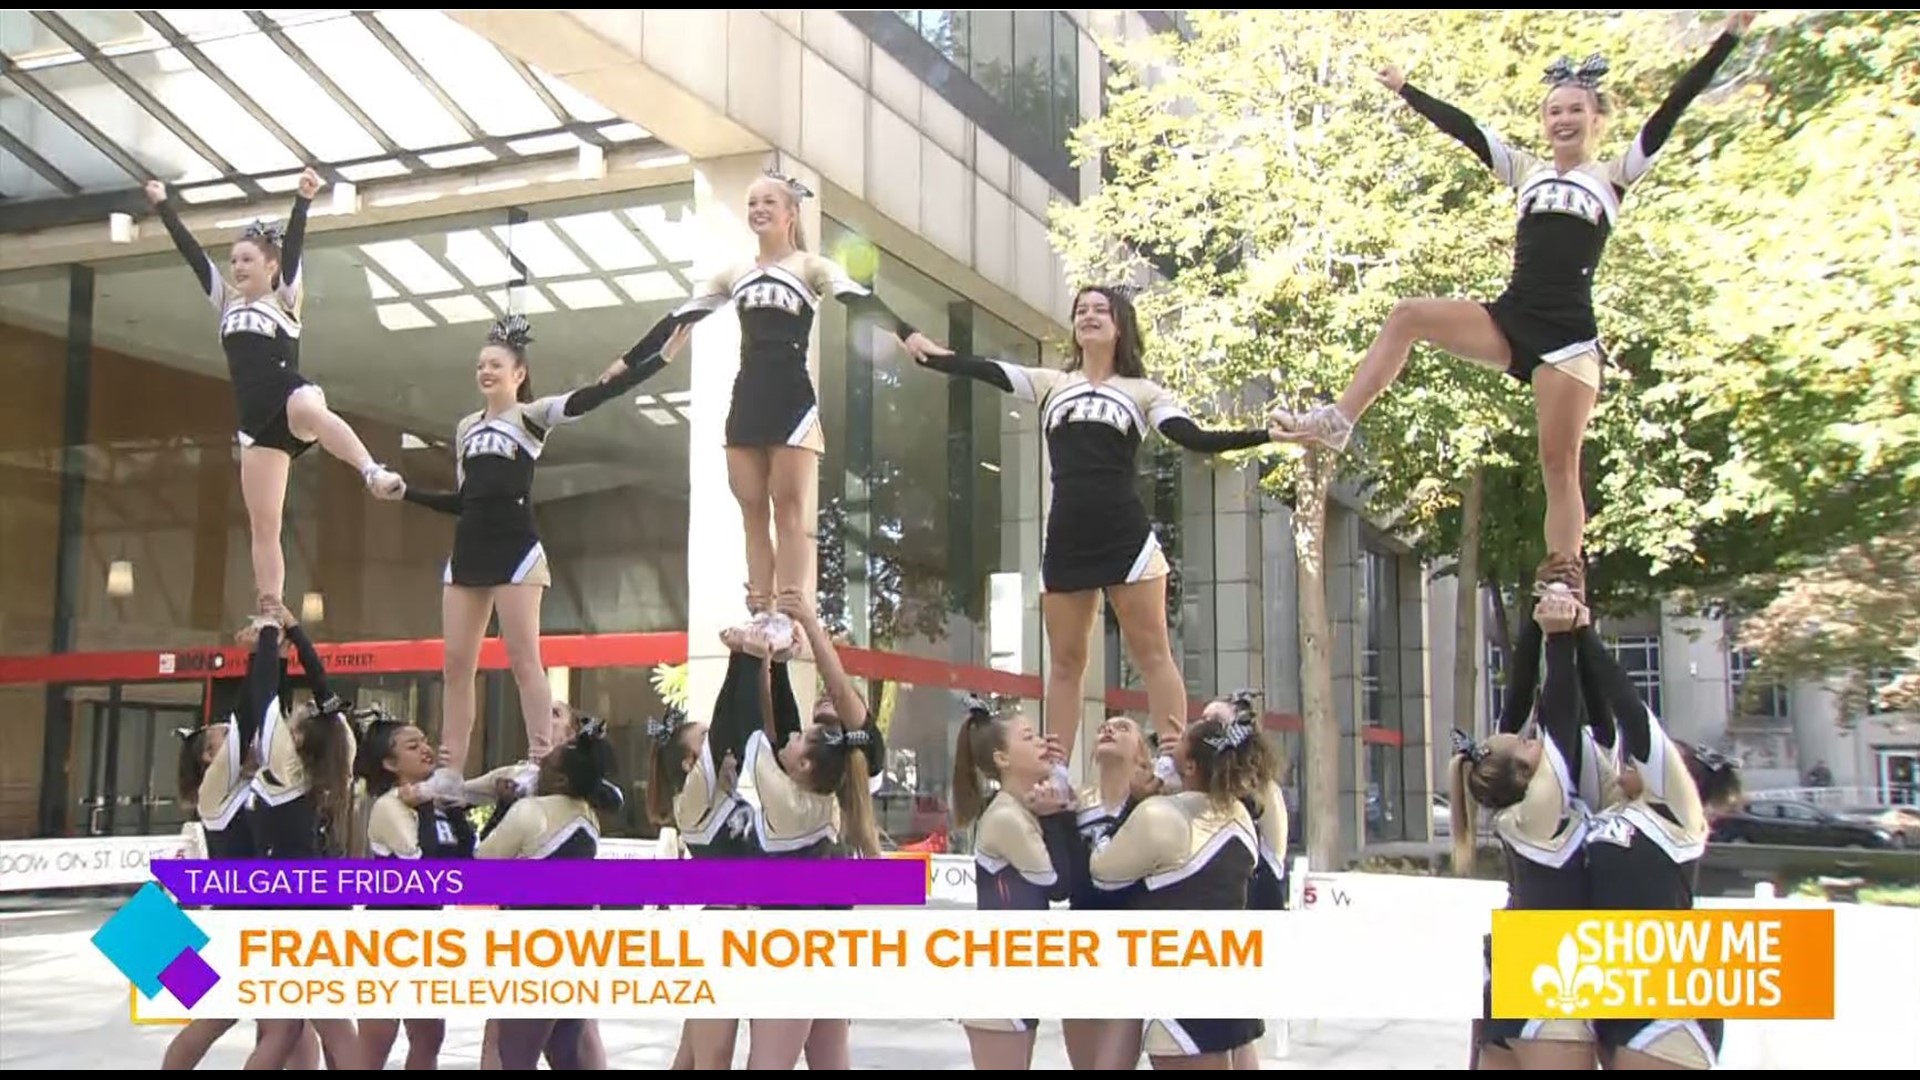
0, 9, 1428, 858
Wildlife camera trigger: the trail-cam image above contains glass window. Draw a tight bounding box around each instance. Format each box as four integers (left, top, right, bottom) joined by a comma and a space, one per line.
1051, 12, 1081, 149
1605, 635, 1663, 716
1011, 10, 1054, 139
1728, 646, 1788, 722
964, 10, 1014, 111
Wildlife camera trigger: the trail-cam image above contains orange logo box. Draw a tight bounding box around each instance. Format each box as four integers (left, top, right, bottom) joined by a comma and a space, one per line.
1491, 909, 1835, 1021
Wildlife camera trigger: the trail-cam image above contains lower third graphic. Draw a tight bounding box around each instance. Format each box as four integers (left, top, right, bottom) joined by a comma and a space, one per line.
91, 881, 220, 1008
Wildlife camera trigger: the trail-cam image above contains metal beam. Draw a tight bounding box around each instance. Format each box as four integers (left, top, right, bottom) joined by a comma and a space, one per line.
0, 123, 81, 195
496, 53, 611, 147
0, 130, 667, 235
351, 10, 484, 141
33, 11, 266, 199
0, 54, 153, 185
242, 9, 429, 172
135, 10, 341, 187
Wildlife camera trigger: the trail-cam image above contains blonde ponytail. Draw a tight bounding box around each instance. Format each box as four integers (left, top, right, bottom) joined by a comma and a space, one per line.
1450, 755, 1478, 877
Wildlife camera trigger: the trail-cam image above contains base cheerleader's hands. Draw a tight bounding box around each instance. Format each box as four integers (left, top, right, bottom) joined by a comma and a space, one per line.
1533, 586, 1589, 634
371, 472, 406, 501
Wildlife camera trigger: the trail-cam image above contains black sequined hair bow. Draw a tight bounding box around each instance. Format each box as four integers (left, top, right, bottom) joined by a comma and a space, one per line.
487, 313, 534, 349
820, 727, 872, 749
1543, 53, 1610, 90
1451, 727, 1491, 764
1202, 719, 1256, 752
763, 168, 814, 201
646, 707, 689, 748
241, 219, 286, 247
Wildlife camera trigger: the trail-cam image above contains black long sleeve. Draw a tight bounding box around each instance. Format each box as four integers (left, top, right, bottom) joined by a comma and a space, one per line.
1539, 633, 1583, 778
707, 652, 760, 768
838, 289, 915, 342
1398, 84, 1495, 169
275, 195, 312, 293
560, 349, 670, 418
284, 623, 335, 710
1498, 617, 1546, 735
622, 309, 712, 368
1629, 32, 1740, 168
1575, 626, 1651, 763
916, 352, 1017, 393
1039, 812, 1081, 903
155, 199, 220, 299
237, 625, 283, 753
1157, 417, 1271, 454
402, 487, 462, 515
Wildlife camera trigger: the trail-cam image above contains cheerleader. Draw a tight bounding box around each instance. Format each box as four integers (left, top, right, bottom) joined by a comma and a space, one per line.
731, 594, 884, 1070
1089, 713, 1271, 1071
477, 719, 623, 1070
915, 285, 1280, 768
385, 316, 686, 803
1272, 12, 1757, 593
225, 614, 362, 1070
599, 169, 956, 648
352, 710, 475, 1070
1060, 714, 1152, 1070
1454, 586, 1620, 1071
646, 649, 759, 1071
1575, 622, 1741, 1071
951, 698, 1079, 1070
144, 171, 404, 629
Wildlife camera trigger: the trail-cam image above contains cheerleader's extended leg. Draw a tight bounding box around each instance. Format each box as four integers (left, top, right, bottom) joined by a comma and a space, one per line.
726, 447, 776, 617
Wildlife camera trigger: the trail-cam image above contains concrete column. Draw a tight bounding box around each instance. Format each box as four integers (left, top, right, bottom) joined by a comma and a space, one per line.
1327, 507, 1366, 859
683, 151, 822, 726
1397, 557, 1434, 840
1204, 464, 1264, 702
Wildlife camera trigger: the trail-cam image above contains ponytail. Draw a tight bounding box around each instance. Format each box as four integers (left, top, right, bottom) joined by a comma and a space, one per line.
296, 705, 356, 858
348, 779, 374, 859
516, 364, 534, 405
951, 699, 999, 829
836, 751, 880, 857
1450, 754, 1477, 876
1185, 716, 1267, 810
557, 715, 622, 816
175, 726, 210, 808
1678, 739, 1743, 814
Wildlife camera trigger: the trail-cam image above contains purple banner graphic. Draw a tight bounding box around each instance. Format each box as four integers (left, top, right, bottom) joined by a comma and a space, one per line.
149, 860, 926, 908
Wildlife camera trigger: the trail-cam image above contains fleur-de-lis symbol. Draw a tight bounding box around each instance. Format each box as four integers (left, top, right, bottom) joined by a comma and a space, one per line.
1531, 933, 1604, 1016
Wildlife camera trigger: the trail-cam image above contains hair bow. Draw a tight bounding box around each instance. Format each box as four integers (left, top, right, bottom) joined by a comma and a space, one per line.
1543, 53, 1610, 90
963, 695, 994, 723
1229, 688, 1263, 724
575, 715, 608, 742
173, 726, 198, 743
347, 704, 396, 734
487, 313, 535, 349
1451, 727, 1491, 764
646, 708, 688, 747
1202, 718, 1256, 752
1693, 743, 1737, 773
764, 168, 814, 201
821, 727, 871, 749
241, 219, 286, 247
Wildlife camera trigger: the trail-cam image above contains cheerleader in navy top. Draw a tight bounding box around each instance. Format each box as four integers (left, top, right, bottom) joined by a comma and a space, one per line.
918, 285, 1280, 771
353, 712, 474, 1070
1060, 715, 1153, 1070
1090, 714, 1269, 1070
1576, 624, 1742, 1071
602, 168, 956, 650
1453, 586, 1619, 1071
1274, 12, 1757, 594
478, 721, 621, 1071
728, 595, 884, 1071
949, 698, 1079, 1070
388, 315, 680, 805
144, 169, 404, 630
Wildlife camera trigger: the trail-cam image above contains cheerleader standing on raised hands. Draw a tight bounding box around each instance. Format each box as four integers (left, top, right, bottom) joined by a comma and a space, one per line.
917, 285, 1281, 770
952, 698, 1079, 1071
601, 170, 954, 650
145, 170, 404, 628
1273, 12, 1757, 596
387, 316, 685, 803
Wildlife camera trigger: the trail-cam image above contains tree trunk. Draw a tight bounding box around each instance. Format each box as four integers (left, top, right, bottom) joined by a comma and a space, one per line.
1453, 468, 1484, 742
1294, 450, 1341, 871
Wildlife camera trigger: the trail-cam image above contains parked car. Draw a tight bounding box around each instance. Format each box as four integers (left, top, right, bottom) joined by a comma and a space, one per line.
1837, 805, 1920, 847
1708, 799, 1899, 849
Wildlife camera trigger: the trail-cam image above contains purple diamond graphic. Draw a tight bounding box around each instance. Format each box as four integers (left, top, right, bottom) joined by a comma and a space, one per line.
157, 948, 219, 1008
